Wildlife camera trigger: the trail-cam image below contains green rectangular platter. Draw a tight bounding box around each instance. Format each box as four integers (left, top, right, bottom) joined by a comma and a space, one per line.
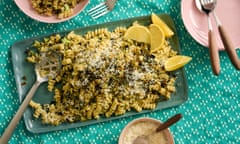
11, 14, 188, 133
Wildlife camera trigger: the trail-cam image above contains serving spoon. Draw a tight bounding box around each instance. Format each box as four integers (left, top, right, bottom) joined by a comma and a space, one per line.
0, 51, 61, 144
132, 113, 182, 144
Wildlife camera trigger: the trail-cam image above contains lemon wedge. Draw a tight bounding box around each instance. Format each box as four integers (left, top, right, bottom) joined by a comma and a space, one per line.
124, 25, 151, 44
149, 24, 165, 53
151, 13, 174, 37
164, 55, 192, 71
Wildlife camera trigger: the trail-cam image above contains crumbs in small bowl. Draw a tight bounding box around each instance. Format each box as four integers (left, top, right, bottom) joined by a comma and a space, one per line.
30, 0, 84, 19
118, 118, 174, 144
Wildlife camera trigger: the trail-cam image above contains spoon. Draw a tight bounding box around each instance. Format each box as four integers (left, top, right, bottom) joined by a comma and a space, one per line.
132, 113, 182, 144
211, 2, 240, 70
0, 51, 60, 144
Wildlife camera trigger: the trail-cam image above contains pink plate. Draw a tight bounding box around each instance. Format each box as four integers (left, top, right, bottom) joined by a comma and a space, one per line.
14, 0, 89, 23
181, 0, 240, 50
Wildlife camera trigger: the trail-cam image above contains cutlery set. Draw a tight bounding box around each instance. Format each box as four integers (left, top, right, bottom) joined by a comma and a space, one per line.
195, 0, 240, 75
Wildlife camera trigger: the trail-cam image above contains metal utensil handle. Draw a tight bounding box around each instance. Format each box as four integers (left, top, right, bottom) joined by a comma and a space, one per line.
156, 113, 182, 132
0, 80, 41, 144
218, 25, 240, 70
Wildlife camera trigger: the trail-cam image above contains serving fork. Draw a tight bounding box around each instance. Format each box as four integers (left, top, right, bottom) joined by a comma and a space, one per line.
88, 0, 117, 19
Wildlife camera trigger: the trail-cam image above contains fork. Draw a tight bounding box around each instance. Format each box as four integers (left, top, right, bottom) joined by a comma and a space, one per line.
88, 0, 117, 19
199, 0, 220, 75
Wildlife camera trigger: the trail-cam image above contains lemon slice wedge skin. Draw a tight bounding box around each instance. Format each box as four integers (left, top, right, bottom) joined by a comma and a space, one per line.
151, 13, 174, 38
164, 55, 192, 71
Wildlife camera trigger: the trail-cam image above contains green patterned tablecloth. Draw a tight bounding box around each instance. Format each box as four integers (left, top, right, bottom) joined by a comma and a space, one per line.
0, 0, 239, 143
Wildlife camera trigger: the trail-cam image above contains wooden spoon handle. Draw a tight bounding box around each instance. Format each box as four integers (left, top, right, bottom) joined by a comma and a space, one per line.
208, 30, 220, 75
0, 81, 41, 144
218, 25, 240, 70
156, 113, 182, 132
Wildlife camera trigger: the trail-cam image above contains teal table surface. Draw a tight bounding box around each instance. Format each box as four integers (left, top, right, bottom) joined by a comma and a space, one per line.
0, 0, 239, 144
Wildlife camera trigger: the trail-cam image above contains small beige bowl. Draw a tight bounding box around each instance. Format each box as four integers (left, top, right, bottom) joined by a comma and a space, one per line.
119, 117, 174, 144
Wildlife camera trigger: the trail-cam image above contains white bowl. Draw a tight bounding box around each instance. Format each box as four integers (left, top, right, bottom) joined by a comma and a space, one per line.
119, 117, 174, 144
14, 0, 89, 23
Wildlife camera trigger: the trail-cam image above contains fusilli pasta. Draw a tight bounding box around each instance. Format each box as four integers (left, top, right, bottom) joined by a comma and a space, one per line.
26, 25, 178, 125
